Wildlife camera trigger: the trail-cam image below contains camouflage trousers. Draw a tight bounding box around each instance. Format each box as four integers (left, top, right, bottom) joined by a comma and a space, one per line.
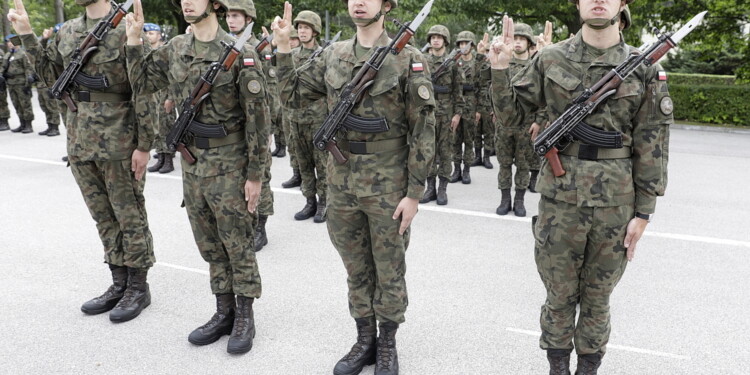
281, 112, 299, 170
183, 168, 262, 298
525, 132, 541, 171
474, 109, 495, 153
428, 112, 455, 179
259, 151, 274, 216
293, 120, 327, 199
37, 87, 61, 126
69, 158, 155, 268
533, 196, 631, 355
327, 188, 410, 324
452, 115, 476, 163
496, 126, 530, 190
154, 100, 176, 155
273, 111, 286, 148
8, 84, 34, 121
0, 85, 8, 119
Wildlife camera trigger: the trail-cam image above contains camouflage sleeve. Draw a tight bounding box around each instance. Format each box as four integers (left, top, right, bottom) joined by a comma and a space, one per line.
18, 33, 62, 88
474, 55, 485, 106
238, 49, 271, 182
491, 57, 544, 129
405, 52, 437, 199
125, 43, 171, 96
276, 51, 326, 108
22, 52, 34, 80
450, 63, 465, 116
632, 64, 672, 214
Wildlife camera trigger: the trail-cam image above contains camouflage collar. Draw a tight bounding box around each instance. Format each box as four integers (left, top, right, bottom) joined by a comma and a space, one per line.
339, 30, 391, 65
181, 26, 234, 60
565, 31, 629, 67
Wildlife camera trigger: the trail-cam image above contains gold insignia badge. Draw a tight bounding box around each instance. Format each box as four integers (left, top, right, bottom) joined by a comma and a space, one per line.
247, 80, 261, 94
417, 85, 430, 100
660, 97, 674, 115
269, 68, 276, 78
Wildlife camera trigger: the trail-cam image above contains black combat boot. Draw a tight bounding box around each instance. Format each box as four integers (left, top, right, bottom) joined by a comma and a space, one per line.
227, 296, 255, 354
436, 177, 448, 206
547, 349, 572, 375
21, 121, 33, 134
374, 321, 399, 375
449, 162, 462, 183
39, 124, 60, 136
10, 121, 24, 133
529, 170, 539, 193
254, 215, 268, 251
188, 293, 236, 345
470, 147, 482, 166
147, 153, 164, 173
159, 153, 175, 173
282, 169, 302, 188
575, 353, 602, 375
419, 177, 437, 204
294, 196, 317, 221
271, 143, 281, 157
483, 149, 494, 169
514, 189, 527, 217
313, 196, 327, 223
0, 118, 9, 131
109, 267, 151, 323
276, 145, 286, 158
333, 317, 377, 375
80, 264, 128, 315
496, 189, 512, 215
462, 162, 471, 184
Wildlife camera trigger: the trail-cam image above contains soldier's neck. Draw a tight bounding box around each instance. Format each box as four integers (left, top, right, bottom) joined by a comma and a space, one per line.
192, 18, 220, 42
513, 51, 529, 60
460, 52, 473, 61
302, 39, 317, 50
581, 25, 621, 50
355, 22, 384, 48
85, 1, 112, 20
431, 47, 446, 57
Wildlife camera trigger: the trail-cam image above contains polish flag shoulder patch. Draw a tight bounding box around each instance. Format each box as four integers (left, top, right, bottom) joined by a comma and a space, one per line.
243, 58, 256, 67
264, 54, 272, 60
658, 71, 668, 81
411, 62, 424, 72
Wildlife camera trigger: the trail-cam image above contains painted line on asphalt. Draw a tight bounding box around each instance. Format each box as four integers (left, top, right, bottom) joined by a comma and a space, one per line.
505, 328, 692, 360
3, 153, 749, 249
155, 261, 209, 275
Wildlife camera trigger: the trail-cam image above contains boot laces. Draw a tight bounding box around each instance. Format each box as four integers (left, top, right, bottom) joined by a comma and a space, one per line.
376, 336, 395, 367
549, 356, 569, 374
118, 287, 137, 305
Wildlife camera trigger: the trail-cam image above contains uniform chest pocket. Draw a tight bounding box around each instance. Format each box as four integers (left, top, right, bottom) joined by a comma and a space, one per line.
368, 74, 400, 97
546, 65, 582, 96
614, 80, 643, 99
325, 67, 349, 93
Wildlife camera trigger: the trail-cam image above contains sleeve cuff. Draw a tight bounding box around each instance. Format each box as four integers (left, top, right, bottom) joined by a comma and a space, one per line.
125, 45, 145, 60
635, 190, 657, 214
407, 183, 424, 200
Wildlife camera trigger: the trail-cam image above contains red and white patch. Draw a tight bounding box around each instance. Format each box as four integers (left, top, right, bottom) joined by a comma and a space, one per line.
264, 54, 272, 60
658, 71, 668, 81
243, 58, 255, 66
411, 62, 424, 72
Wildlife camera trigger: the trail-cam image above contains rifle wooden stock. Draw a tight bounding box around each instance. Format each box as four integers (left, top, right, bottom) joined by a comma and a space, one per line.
545, 147, 565, 177
177, 143, 197, 165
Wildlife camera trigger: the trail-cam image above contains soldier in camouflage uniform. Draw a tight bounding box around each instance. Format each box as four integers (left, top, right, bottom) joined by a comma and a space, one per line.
288, 10, 329, 223
472, 35, 494, 169
451, 30, 480, 184
225, 0, 276, 252
279, 28, 303, 190
126, 0, 269, 354
0, 43, 10, 131
494, 22, 539, 217
35, 26, 63, 136
489, 0, 672, 373
419, 24, 464, 206
4, 35, 36, 134
10, 0, 155, 323
275, 0, 435, 372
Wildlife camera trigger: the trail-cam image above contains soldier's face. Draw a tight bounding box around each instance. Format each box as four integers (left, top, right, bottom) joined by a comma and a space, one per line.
458, 41, 472, 54
513, 36, 529, 54
181, 0, 214, 19
290, 38, 301, 48
430, 35, 444, 50
577, 0, 624, 22
145, 30, 161, 45
297, 23, 315, 43
348, 0, 390, 22
226, 11, 250, 33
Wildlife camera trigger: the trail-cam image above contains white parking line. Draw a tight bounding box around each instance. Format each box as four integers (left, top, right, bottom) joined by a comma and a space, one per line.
3, 153, 749, 249
505, 327, 692, 360
155, 261, 209, 275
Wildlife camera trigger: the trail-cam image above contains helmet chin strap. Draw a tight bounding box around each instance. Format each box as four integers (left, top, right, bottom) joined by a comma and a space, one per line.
351, 6, 386, 28
185, 0, 214, 24
582, 13, 620, 30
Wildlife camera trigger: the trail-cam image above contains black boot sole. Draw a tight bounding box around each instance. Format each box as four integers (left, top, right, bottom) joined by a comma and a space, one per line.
333, 356, 376, 375
188, 326, 233, 346
81, 298, 122, 315
227, 330, 256, 354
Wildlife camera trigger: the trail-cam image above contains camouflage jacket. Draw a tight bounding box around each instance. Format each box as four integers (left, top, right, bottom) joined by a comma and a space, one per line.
475, 53, 493, 114
126, 26, 270, 180
20, 15, 153, 160
492, 32, 672, 213
424, 51, 465, 117
249, 34, 281, 123
2, 48, 34, 86
289, 42, 328, 126
278, 31, 436, 200
456, 51, 480, 116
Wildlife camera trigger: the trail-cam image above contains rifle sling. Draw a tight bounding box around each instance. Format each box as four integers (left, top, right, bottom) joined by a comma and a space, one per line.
193, 130, 245, 149
560, 142, 632, 160
338, 136, 407, 155
75, 91, 131, 103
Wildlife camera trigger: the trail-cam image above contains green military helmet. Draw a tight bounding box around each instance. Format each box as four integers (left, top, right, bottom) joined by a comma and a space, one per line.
427, 25, 450, 45
620, 4, 631, 30
340, 0, 398, 10
216, 0, 256, 20
294, 10, 323, 35
514, 23, 536, 46
290, 28, 299, 39
455, 31, 476, 47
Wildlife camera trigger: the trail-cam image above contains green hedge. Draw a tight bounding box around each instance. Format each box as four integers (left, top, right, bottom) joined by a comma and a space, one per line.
670, 84, 750, 126
668, 73, 739, 86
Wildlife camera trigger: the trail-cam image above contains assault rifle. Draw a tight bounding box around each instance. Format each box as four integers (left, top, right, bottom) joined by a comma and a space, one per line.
533, 11, 707, 177
255, 32, 273, 52
50, 0, 133, 112
431, 45, 468, 82
165, 24, 255, 165
307, 31, 342, 63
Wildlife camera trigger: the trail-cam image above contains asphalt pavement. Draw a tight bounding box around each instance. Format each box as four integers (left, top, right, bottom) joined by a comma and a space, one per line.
1, 90, 748, 374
